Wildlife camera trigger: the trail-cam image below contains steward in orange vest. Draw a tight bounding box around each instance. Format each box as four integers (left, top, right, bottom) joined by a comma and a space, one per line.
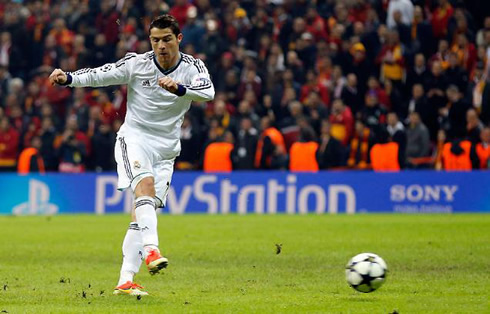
442, 140, 472, 171
370, 141, 400, 171
203, 131, 234, 172
255, 117, 286, 169
475, 127, 490, 169
476, 144, 490, 169
17, 136, 45, 174
289, 127, 319, 172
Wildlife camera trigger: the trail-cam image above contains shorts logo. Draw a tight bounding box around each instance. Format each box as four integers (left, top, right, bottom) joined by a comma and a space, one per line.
133, 161, 141, 169
142, 79, 150, 87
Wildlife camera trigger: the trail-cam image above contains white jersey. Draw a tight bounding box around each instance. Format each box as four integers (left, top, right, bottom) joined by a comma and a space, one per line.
66, 51, 215, 159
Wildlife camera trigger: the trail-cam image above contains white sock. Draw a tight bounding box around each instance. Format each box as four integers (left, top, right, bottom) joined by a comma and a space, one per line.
134, 196, 159, 254
117, 222, 143, 286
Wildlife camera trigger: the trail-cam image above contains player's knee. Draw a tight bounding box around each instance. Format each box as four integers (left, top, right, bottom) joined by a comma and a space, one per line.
135, 177, 156, 198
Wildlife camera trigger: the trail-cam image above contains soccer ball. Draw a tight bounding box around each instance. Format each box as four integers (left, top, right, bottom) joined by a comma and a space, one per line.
345, 252, 387, 293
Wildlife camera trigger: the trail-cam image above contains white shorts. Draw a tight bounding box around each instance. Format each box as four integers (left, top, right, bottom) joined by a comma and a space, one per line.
114, 135, 174, 208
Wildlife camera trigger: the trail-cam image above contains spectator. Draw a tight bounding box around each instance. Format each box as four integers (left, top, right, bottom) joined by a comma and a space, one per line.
386, 112, 407, 168
376, 29, 405, 87
91, 119, 116, 172
405, 112, 431, 168
286, 50, 305, 84
316, 119, 346, 169
391, 10, 412, 46
22, 117, 41, 149
386, 0, 414, 29
347, 120, 374, 169
406, 53, 430, 94
300, 69, 330, 107
411, 6, 433, 57
95, 91, 118, 126
92, 34, 112, 66
0, 32, 19, 76
68, 88, 90, 133
202, 19, 226, 76
232, 117, 258, 170
431, 0, 454, 40
39, 116, 58, 171
48, 18, 75, 57
57, 130, 87, 173
303, 90, 329, 134
235, 99, 260, 131
237, 69, 262, 102
476, 17, 490, 46
0, 116, 19, 172
328, 98, 354, 146
481, 70, 490, 125
367, 76, 389, 107
330, 65, 346, 99
180, 6, 206, 53
169, 0, 195, 28
95, 0, 120, 45
429, 39, 450, 70
451, 33, 477, 72
440, 85, 472, 140
305, 5, 328, 41
176, 115, 201, 170
425, 60, 448, 110
467, 61, 486, 109
360, 90, 387, 142
341, 73, 363, 115
59, 115, 91, 156
465, 108, 484, 144
383, 79, 403, 115
347, 42, 374, 96
434, 129, 447, 170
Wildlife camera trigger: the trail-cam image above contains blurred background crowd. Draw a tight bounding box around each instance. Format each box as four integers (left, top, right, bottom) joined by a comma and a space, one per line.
0, 0, 489, 173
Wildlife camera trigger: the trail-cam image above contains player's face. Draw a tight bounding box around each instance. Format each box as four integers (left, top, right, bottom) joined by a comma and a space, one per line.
149, 27, 183, 69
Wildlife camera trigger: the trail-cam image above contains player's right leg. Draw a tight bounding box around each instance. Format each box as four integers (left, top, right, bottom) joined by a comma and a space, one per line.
133, 176, 168, 275
113, 136, 161, 295
114, 218, 146, 296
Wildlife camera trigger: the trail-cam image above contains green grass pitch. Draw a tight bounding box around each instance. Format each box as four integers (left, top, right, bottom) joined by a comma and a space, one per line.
0, 214, 488, 313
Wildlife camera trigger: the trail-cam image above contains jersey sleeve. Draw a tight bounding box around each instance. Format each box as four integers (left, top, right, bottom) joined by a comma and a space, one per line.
65, 53, 136, 87
178, 59, 215, 102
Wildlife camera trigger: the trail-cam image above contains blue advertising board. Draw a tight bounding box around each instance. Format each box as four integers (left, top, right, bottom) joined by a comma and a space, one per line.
0, 171, 488, 215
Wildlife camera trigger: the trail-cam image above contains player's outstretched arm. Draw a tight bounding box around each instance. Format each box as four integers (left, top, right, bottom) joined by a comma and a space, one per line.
52, 53, 136, 88
49, 69, 68, 85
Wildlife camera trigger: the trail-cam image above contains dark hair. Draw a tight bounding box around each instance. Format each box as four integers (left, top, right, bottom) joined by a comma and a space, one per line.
149, 14, 181, 36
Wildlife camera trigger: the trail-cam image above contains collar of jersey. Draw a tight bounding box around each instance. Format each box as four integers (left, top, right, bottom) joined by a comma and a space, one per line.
153, 53, 182, 76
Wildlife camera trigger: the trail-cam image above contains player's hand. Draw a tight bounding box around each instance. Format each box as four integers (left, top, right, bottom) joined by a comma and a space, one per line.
49, 69, 67, 85
158, 76, 178, 94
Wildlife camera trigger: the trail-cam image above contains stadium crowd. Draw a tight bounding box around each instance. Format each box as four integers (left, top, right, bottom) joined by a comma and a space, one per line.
0, 0, 489, 173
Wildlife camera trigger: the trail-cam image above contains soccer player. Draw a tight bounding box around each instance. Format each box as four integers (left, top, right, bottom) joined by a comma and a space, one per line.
49, 15, 215, 296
